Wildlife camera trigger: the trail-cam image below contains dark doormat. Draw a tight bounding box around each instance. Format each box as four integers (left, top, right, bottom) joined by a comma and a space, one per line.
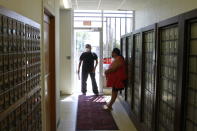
76, 95, 119, 130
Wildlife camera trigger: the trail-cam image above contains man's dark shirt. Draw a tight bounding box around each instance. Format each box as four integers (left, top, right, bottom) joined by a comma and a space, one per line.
80, 52, 98, 72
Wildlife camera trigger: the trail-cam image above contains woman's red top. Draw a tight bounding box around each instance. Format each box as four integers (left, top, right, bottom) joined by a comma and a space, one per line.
106, 56, 127, 89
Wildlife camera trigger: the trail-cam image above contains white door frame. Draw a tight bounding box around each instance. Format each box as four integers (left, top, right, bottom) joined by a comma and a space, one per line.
74, 27, 104, 93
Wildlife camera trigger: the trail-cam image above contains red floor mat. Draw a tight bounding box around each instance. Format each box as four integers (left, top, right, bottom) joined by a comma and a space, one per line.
76, 95, 119, 130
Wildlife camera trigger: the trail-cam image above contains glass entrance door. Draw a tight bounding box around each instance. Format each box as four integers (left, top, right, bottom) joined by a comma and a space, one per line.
74, 28, 103, 94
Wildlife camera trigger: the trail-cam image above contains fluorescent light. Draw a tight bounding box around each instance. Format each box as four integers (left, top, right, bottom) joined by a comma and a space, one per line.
63, 0, 72, 9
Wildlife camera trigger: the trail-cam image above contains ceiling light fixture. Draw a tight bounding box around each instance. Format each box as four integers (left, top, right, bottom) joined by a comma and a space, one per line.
63, 0, 72, 9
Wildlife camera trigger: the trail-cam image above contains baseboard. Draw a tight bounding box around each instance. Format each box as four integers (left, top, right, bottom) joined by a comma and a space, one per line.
57, 118, 61, 129
103, 88, 112, 95
60, 90, 73, 96
118, 96, 141, 131
118, 96, 132, 118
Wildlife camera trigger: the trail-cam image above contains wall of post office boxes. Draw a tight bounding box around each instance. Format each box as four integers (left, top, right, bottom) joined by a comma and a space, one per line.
120, 38, 128, 100
120, 9, 197, 131
0, 7, 41, 131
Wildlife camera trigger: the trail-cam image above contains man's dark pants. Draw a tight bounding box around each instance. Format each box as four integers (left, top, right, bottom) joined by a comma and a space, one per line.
81, 70, 98, 94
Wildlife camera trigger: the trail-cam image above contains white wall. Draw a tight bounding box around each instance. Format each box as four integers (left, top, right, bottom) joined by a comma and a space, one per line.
60, 9, 74, 94
0, 0, 42, 23
135, 0, 197, 29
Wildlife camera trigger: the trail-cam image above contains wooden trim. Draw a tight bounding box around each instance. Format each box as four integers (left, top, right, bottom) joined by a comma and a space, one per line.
44, 14, 50, 24
0, 5, 40, 28
44, 8, 56, 131
49, 15, 56, 130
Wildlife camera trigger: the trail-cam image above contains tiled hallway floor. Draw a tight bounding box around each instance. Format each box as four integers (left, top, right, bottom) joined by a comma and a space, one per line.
57, 93, 137, 131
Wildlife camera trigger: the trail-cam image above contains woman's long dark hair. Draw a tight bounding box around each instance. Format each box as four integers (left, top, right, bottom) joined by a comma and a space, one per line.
112, 48, 121, 56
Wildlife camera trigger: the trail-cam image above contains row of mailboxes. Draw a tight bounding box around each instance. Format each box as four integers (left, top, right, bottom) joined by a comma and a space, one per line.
0, 53, 40, 89
0, 52, 40, 74
120, 10, 197, 131
27, 103, 42, 131
27, 63, 41, 79
26, 75, 40, 93
0, 15, 25, 38
0, 69, 26, 92
0, 91, 41, 131
0, 15, 40, 38
0, 82, 26, 113
0, 14, 40, 54
0, 10, 41, 131
27, 89, 41, 113
0, 68, 40, 113
0, 37, 40, 54
26, 52, 41, 66
0, 53, 26, 73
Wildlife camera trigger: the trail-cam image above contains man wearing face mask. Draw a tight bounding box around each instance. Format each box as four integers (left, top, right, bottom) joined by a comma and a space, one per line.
77, 44, 99, 95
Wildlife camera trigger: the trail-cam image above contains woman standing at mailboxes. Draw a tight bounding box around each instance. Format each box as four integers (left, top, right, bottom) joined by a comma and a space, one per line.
104, 48, 127, 110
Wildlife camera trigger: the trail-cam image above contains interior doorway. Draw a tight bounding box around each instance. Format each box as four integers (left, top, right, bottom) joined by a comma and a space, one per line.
74, 28, 103, 94
43, 10, 56, 131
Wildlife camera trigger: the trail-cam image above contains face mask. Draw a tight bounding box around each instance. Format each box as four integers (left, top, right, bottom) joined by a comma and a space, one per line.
86, 48, 90, 52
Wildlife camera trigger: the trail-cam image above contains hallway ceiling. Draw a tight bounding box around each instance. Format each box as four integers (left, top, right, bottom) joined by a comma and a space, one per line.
60, 0, 148, 10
